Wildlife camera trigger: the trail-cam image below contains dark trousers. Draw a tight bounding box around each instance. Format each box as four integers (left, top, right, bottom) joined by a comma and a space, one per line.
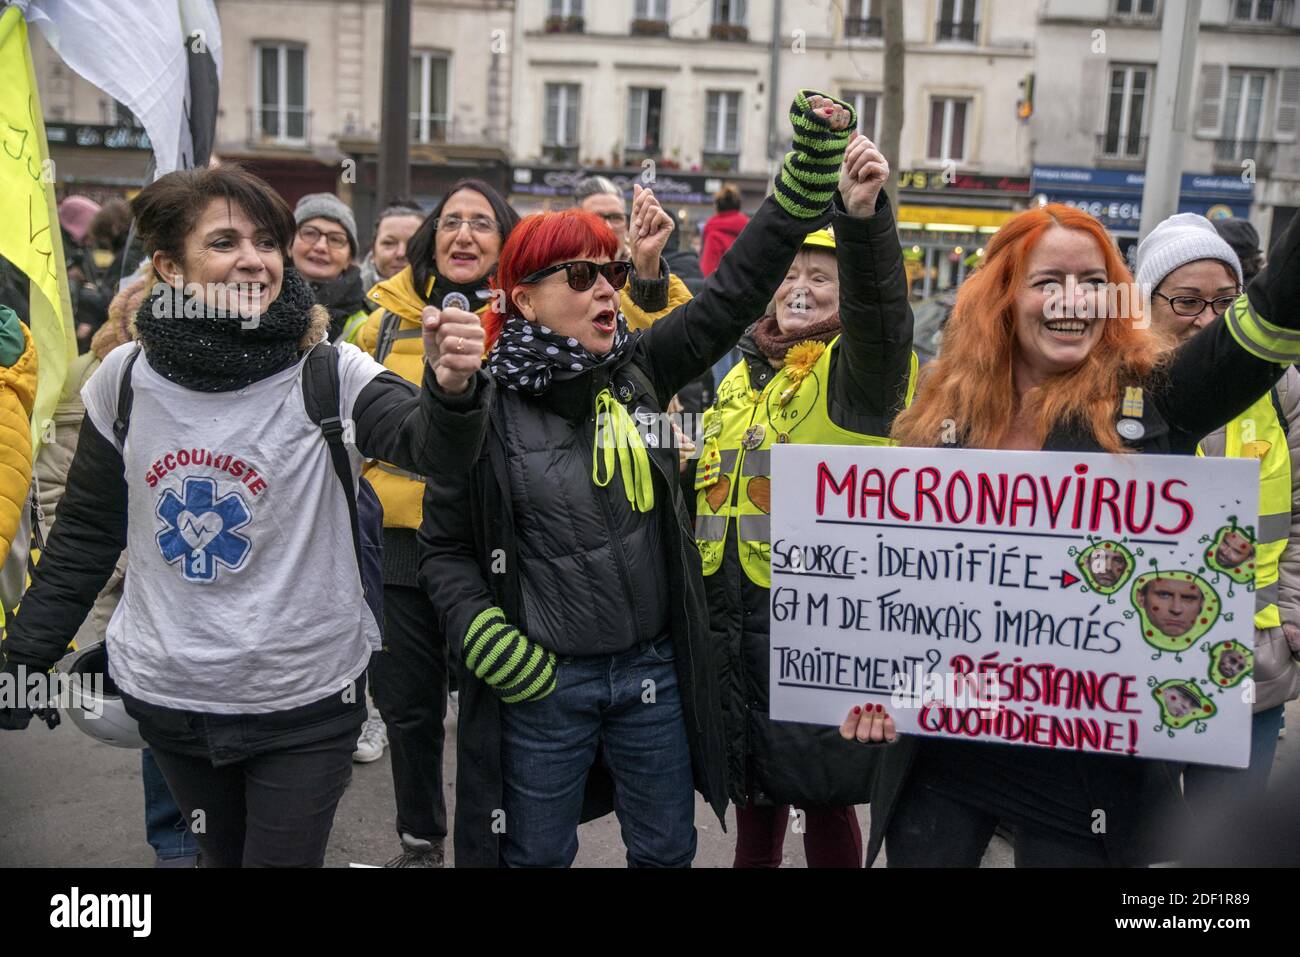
148, 727, 357, 867
885, 780, 1110, 868
733, 802, 863, 868
369, 583, 448, 842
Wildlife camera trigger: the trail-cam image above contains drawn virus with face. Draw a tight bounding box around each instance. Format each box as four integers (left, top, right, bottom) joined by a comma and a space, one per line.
1132, 571, 1220, 654
1077, 540, 1134, 594
1208, 640, 1254, 688
1205, 525, 1257, 585
1151, 678, 1217, 732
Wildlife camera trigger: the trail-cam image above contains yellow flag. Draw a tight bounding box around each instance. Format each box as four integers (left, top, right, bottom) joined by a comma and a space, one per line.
0, 5, 77, 454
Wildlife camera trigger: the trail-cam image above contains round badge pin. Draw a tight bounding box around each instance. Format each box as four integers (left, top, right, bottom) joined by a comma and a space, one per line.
441, 292, 472, 312
742, 424, 766, 450
1117, 418, 1145, 441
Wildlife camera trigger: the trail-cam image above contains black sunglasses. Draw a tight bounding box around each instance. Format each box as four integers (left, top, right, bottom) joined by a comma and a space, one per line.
518, 260, 631, 292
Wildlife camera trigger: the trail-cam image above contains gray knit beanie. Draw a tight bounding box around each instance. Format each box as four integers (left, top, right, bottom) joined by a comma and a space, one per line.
1135, 213, 1243, 297
294, 193, 358, 257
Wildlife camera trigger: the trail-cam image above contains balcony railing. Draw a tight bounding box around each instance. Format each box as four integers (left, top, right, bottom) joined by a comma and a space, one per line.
1214, 139, 1276, 174
710, 22, 750, 41
702, 150, 740, 172
934, 19, 979, 42
544, 14, 585, 33
542, 143, 580, 164
1096, 132, 1148, 164
1229, 0, 1294, 26
844, 16, 883, 38
248, 107, 310, 146
631, 18, 669, 36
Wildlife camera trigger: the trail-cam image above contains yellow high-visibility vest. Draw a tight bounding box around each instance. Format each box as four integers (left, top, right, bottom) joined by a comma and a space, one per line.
694, 337, 917, 588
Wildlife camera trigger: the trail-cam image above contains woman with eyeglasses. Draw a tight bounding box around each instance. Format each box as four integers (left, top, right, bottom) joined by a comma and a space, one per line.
291, 194, 370, 343
1138, 213, 1300, 814
416, 92, 861, 868
351, 178, 519, 867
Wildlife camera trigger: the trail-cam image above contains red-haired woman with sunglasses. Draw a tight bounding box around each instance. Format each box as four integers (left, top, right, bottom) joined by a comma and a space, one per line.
417, 91, 860, 868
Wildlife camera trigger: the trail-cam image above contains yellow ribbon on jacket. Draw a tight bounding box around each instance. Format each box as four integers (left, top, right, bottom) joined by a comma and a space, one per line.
0, 7, 76, 455
592, 389, 655, 512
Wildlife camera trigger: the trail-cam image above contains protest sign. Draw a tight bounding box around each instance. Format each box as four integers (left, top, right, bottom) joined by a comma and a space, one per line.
768, 445, 1260, 767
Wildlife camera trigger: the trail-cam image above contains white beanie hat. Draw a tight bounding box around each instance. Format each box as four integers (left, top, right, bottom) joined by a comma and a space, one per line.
1135, 213, 1243, 296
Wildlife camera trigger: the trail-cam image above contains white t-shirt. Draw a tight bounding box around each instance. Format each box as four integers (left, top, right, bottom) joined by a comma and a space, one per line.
81, 342, 388, 713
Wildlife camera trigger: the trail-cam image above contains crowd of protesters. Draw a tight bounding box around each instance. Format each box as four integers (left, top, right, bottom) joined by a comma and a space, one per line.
0, 86, 1298, 869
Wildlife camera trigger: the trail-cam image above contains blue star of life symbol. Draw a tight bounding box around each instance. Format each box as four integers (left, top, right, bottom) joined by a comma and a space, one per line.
156, 476, 253, 583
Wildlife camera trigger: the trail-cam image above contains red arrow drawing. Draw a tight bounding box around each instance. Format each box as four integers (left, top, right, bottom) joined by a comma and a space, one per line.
1058, 570, 1080, 588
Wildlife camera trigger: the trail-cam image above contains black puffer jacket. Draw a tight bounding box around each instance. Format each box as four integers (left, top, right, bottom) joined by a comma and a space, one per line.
417, 192, 835, 867
687, 193, 915, 809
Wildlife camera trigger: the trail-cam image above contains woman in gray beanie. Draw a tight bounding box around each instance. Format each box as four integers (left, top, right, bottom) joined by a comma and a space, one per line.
1138, 212, 1300, 812
292, 192, 370, 342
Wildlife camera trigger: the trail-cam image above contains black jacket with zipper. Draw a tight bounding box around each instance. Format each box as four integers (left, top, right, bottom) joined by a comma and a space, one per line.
417, 192, 835, 867
684, 192, 915, 810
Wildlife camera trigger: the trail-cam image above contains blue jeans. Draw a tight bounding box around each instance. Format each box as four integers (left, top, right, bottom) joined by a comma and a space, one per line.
1183, 704, 1285, 813
499, 635, 697, 868
142, 748, 200, 861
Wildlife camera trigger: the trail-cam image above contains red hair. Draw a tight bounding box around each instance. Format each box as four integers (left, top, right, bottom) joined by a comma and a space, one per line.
485, 209, 619, 352
892, 204, 1171, 454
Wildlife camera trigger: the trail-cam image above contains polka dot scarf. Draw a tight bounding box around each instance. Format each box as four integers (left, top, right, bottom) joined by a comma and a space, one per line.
487, 312, 635, 396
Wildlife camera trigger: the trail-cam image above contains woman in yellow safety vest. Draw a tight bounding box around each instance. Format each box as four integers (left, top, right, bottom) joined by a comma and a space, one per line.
1137, 213, 1300, 809
688, 133, 917, 868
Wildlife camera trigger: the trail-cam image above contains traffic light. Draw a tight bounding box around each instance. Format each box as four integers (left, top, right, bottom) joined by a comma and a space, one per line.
1018, 73, 1035, 121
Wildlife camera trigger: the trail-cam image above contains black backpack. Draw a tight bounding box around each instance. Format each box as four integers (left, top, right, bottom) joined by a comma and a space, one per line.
112, 343, 385, 629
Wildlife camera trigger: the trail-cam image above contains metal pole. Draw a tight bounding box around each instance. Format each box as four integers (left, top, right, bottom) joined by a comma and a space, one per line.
1138, 0, 1201, 240
377, 0, 411, 211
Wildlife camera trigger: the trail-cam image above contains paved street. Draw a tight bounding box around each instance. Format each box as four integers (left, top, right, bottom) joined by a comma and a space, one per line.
0, 698, 1014, 868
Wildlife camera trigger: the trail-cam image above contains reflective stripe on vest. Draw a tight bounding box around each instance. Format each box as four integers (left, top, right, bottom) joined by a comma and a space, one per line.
694, 337, 919, 588
1204, 391, 1292, 628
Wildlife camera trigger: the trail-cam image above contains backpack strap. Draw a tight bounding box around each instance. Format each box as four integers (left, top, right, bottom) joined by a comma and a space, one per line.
373, 310, 419, 365
301, 341, 363, 573
111, 347, 142, 446
1271, 384, 1290, 439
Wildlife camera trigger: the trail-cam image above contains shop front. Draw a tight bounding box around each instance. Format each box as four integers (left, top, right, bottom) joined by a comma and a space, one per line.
46, 122, 152, 203
1031, 166, 1255, 263
895, 170, 1033, 299
508, 165, 769, 251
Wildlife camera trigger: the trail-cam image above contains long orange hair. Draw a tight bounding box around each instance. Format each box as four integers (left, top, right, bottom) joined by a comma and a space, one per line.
892, 204, 1170, 454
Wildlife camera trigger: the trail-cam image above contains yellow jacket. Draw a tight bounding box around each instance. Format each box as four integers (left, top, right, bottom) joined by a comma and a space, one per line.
0, 324, 38, 558
621, 273, 693, 331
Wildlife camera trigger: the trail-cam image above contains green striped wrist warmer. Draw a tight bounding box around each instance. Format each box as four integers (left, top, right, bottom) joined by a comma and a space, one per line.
463, 607, 557, 703
775, 89, 856, 219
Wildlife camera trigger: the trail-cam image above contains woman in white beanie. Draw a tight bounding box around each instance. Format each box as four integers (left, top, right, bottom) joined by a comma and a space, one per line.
1137, 212, 1300, 811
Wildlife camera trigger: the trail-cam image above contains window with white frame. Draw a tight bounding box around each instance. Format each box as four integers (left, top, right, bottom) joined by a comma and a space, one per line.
844, 91, 881, 141
549, 0, 584, 17
926, 96, 971, 162
713, 0, 747, 25
845, 0, 882, 38
704, 90, 741, 155
626, 87, 664, 153
1231, 0, 1280, 21
409, 51, 449, 144
1113, 0, 1158, 17
1102, 65, 1152, 158
1220, 69, 1270, 158
544, 83, 581, 149
936, 0, 979, 42
635, 0, 668, 20
255, 42, 306, 142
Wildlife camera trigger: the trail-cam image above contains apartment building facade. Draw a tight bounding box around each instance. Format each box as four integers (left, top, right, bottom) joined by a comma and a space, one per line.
1032, 0, 1299, 257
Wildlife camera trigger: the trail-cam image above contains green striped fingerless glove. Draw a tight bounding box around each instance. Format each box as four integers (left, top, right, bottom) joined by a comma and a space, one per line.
775, 90, 857, 219
463, 607, 558, 703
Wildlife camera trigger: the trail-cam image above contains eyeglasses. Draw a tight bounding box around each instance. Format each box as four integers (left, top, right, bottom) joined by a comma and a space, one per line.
518, 260, 632, 292
1154, 291, 1241, 318
298, 224, 350, 250
434, 215, 498, 235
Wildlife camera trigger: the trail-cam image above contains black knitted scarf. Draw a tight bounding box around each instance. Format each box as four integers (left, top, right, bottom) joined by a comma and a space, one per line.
134, 268, 317, 392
